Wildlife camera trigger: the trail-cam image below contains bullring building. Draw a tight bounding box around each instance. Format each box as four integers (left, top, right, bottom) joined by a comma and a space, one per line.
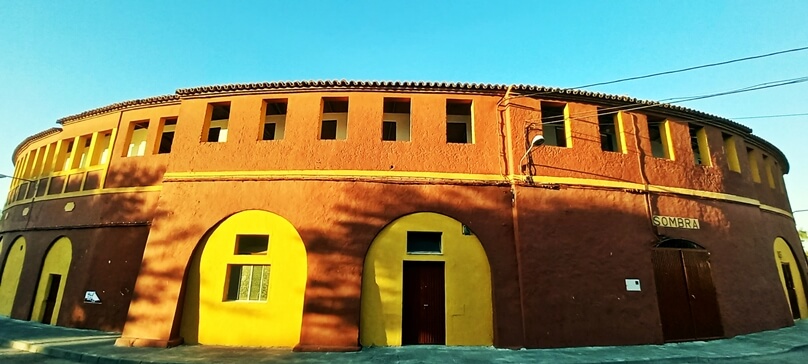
0, 80, 805, 350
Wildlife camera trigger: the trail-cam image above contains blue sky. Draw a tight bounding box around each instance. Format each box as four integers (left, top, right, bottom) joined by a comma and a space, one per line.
1, 1, 807, 230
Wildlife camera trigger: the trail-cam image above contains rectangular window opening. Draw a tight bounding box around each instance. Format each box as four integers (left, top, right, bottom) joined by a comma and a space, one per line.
747, 148, 761, 183
383, 98, 411, 141
407, 231, 442, 254
446, 100, 472, 144
158, 118, 177, 154
689, 124, 711, 166
89, 132, 112, 165
722, 133, 741, 172
205, 103, 230, 142
763, 154, 776, 188
647, 116, 672, 159
226, 265, 270, 302
598, 111, 619, 152
235, 234, 269, 255
126, 121, 150, 157
263, 100, 287, 141
541, 103, 567, 147
321, 98, 348, 140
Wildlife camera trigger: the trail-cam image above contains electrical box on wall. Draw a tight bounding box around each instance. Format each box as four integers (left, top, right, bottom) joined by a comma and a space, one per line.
625, 279, 641, 292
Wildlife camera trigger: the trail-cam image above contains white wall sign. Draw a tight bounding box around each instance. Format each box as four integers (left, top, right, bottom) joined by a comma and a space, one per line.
84, 291, 101, 304
625, 279, 641, 292
652, 215, 700, 229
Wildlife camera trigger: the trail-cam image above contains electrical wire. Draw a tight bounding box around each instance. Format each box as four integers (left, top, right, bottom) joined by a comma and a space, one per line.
533, 76, 808, 124
505, 45, 808, 102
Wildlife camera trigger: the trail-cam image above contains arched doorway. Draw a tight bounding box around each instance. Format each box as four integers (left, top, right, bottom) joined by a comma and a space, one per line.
360, 212, 493, 346
0, 236, 26, 316
180, 210, 308, 347
773, 237, 807, 319
30, 237, 72, 324
651, 238, 723, 342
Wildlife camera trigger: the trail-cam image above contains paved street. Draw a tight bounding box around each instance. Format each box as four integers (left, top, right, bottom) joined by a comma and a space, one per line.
0, 348, 79, 364
1, 316, 808, 364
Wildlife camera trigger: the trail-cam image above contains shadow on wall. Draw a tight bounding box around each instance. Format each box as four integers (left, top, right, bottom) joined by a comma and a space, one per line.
0, 162, 190, 332
286, 179, 802, 348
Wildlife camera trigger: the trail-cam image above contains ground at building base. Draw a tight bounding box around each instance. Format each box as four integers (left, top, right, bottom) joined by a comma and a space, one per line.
1, 317, 807, 364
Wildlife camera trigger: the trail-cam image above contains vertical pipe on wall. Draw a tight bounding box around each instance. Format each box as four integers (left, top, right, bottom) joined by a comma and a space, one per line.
500, 86, 528, 347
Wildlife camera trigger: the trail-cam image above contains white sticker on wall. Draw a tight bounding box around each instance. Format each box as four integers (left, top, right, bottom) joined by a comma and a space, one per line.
625, 279, 641, 292
84, 291, 101, 304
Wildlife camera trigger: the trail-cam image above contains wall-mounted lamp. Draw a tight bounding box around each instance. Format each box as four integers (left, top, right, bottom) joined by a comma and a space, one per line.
518, 135, 545, 170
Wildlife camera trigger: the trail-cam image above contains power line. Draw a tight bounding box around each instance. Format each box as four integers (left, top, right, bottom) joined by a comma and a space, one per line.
731, 112, 808, 120
572, 45, 808, 89
536, 76, 808, 124
504, 45, 808, 103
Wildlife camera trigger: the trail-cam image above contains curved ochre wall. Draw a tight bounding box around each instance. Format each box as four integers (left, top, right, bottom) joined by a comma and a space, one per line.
30, 237, 73, 324
360, 212, 493, 346
0, 237, 26, 316
180, 210, 308, 347
773, 237, 808, 319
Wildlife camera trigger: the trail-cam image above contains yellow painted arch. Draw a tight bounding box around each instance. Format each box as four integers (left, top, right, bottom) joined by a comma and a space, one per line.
774, 238, 807, 319
30, 237, 72, 324
360, 212, 493, 346
0, 237, 26, 316
180, 210, 308, 347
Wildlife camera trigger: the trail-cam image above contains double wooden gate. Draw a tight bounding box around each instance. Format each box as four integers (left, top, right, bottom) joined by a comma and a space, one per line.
652, 246, 723, 342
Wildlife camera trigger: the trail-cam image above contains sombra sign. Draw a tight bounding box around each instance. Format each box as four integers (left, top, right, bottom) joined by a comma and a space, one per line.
652, 215, 700, 229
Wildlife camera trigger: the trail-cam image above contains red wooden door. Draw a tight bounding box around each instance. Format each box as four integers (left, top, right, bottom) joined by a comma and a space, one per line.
402, 261, 446, 345
682, 250, 723, 339
652, 249, 695, 341
653, 248, 723, 342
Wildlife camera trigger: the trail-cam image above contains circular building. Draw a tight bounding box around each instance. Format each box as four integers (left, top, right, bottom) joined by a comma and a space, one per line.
0, 81, 805, 351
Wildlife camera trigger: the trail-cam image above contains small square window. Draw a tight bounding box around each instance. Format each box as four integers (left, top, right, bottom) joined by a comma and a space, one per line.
204, 103, 230, 143
446, 100, 472, 144
407, 231, 442, 254
383, 99, 411, 142
226, 265, 270, 301
235, 235, 269, 255
541, 103, 567, 147
263, 100, 287, 141
158, 118, 177, 154
321, 98, 348, 140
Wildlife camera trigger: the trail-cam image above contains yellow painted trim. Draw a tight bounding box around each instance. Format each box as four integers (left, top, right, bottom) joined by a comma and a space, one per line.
3, 186, 162, 210
661, 120, 675, 160
181, 210, 307, 347
360, 212, 493, 346
760, 204, 793, 218
163, 170, 793, 218
748, 148, 761, 183
724, 135, 741, 173
30, 237, 72, 324
774, 238, 808, 319
616, 111, 628, 154
563, 105, 573, 148
67, 136, 82, 170
165, 170, 503, 182
696, 127, 712, 167
0, 237, 26, 316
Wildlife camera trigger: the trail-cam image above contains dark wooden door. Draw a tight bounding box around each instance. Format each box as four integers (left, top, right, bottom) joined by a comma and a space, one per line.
781, 263, 802, 319
41, 274, 62, 324
653, 249, 723, 342
652, 249, 695, 341
402, 261, 445, 345
682, 250, 723, 339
